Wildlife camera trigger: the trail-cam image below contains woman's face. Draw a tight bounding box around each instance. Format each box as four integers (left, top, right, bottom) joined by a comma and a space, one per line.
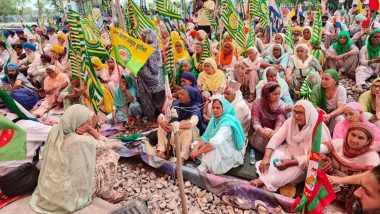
203, 62, 215, 75
50, 51, 59, 60
120, 77, 128, 89
107, 59, 115, 70
293, 105, 306, 127
175, 41, 183, 53
269, 86, 281, 103
181, 61, 191, 72
371, 81, 380, 95
46, 69, 56, 78
321, 73, 336, 89
303, 29, 311, 40
195, 44, 203, 54
296, 46, 307, 59
338, 35, 348, 45
272, 46, 281, 58
223, 43, 232, 54
370, 32, 380, 46
274, 35, 283, 44
343, 106, 361, 123
266, 70, 277, 82
178, 89, 191, 104
212, 100, 223, 118
58, 37, 65, 44
180, 78, 192, 87
247, 49, 257, 60
347, 129, 371, 150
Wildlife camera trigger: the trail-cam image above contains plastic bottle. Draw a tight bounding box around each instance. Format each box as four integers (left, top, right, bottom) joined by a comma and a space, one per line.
250, 148, 256, 165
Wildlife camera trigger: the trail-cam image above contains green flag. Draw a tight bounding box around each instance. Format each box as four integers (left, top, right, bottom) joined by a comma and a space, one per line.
0, 115, 26, 161
312, 9, 322, 60
156, 0, 183, 20
246, 0, 256, 50
285, 22, 294, 49
221, 0, 246, 47
251, 0, 269, 29
125, 0, 158, 39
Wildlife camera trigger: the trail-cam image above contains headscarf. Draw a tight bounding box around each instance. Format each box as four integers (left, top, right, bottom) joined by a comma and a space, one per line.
46, 65, 60, 74
256, 67, 288, 98
30, 105, 96, 213
215, 42, 235, 66
199, 58, 226, 92
180, 71, 198, 88
332, 30, 354, 56
91, 56, 107, 71
251, 82, 287, 129
7, 62, 19, 70
291, 44, 313, 69
176, 86, 206, 134
274, 33, 286, 45
201, 98, 246, 150
52, 44, 64, 55
310, 69, 339, 112
141, 28, 162, 78
22, 42, 36, 52
302, 26, 313, 41
197, 30, 208, 42
333, 102, 380, 141
171, 31, 191, 62
142, 28, 159, 49
265, 44, 287, 64
288, 100, 329, 145
355, 14, 366, 22
113, 74, 137, 107
343, 122, 373, 158
175, 59, 198, 85
57, 32, 67, 41
366, 29, 380, 60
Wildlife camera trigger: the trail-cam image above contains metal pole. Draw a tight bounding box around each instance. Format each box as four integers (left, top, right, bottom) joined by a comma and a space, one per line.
174, 133, 188, 214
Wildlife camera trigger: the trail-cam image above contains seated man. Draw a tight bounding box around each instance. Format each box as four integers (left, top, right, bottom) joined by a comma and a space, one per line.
27, 54, 52, 88
223, 80, 251, 134
156, 86, 206, 162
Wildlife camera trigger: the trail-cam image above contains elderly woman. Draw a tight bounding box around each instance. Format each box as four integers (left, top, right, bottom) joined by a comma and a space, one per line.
30, 105, 125, 213
59, 76, 85, 110
33, 65, 69, 117
214, 41, 237, 70
223, 80, 251, 134
353, 29, 380, 93
106, 74, 142, 124
261, 44, 289, 78
171, 31, 191, 63
1, 62, 38, 110
325, 30, 359, 78
197, 58, 226, 93
254, 26, 267, 53
192, 43, 205, 71
156, 86, 206, 162
137, 28, 165, 122
333, 102, 380, 151
250, 82, 287, 153
179, 71, 199, 90
174, 59, 198, 89
263, 33, 293, 56
50, 44, 70, 74
310, 69, 347, 131
324, 122, 380, 213
250, 100, 331, 191
190, 98, 246, 174
299, 26, 326, 65
285, 44, 322, 89
104, 58, 127, 95
234, 47, 263, 102
358, 77, 380, 127
27, 54, 52, 88
256, 67, 293, 106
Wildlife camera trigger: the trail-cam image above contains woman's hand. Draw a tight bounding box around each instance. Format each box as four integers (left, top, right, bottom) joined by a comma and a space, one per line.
327, 175, 345, 185
285, 75, 292, 86
323, 114, 332, 123
259, 158, 270, 174
274, 159, 297, 171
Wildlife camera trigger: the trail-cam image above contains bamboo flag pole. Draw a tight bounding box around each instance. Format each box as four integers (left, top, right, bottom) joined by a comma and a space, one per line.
174, 133, 188, 214
111, 0, 116, 25
115, 0, 127, 31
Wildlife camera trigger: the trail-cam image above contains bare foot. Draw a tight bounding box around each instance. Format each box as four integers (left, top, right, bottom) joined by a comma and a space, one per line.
250, 179, 264, 188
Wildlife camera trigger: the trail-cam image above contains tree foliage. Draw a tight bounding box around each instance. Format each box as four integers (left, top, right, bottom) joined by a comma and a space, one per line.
0, 0, 27, 16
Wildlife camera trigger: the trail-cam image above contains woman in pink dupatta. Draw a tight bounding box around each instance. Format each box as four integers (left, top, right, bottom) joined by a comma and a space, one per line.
333, 102, 380, 151
325, 122, 380, 214
250, 100, 331, 191
105, 58, 129, 95
234, 47, 262, 102
33, 65, 70, 117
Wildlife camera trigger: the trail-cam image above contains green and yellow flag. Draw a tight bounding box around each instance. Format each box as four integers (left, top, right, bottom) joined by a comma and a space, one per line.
110, 27, 154, 77
312, 9, 322, 60
125, 0, 158, 39
251, 0, 269, 29
221, 0, 246, 47
0, 115, 26, 161
156, 0, 183, 20
246, 0, 256, 49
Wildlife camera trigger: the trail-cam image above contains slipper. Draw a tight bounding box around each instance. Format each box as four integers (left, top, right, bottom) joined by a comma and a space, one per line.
105, 190, 126, 204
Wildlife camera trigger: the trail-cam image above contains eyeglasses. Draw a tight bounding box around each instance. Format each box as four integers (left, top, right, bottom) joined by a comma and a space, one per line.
293, 110, 305, 116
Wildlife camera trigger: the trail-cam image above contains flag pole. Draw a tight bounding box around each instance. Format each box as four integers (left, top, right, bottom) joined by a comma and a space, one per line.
115, 0, 127, 31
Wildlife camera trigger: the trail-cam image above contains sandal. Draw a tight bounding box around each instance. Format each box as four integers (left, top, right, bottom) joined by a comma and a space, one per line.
105, 190, 126, 203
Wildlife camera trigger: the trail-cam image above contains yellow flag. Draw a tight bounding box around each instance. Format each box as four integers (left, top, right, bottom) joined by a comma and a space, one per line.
358, 0, 363, 14
110, 27, 155, 76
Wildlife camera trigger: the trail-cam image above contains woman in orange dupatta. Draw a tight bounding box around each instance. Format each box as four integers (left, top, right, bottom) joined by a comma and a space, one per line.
214, 41, 237, 70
